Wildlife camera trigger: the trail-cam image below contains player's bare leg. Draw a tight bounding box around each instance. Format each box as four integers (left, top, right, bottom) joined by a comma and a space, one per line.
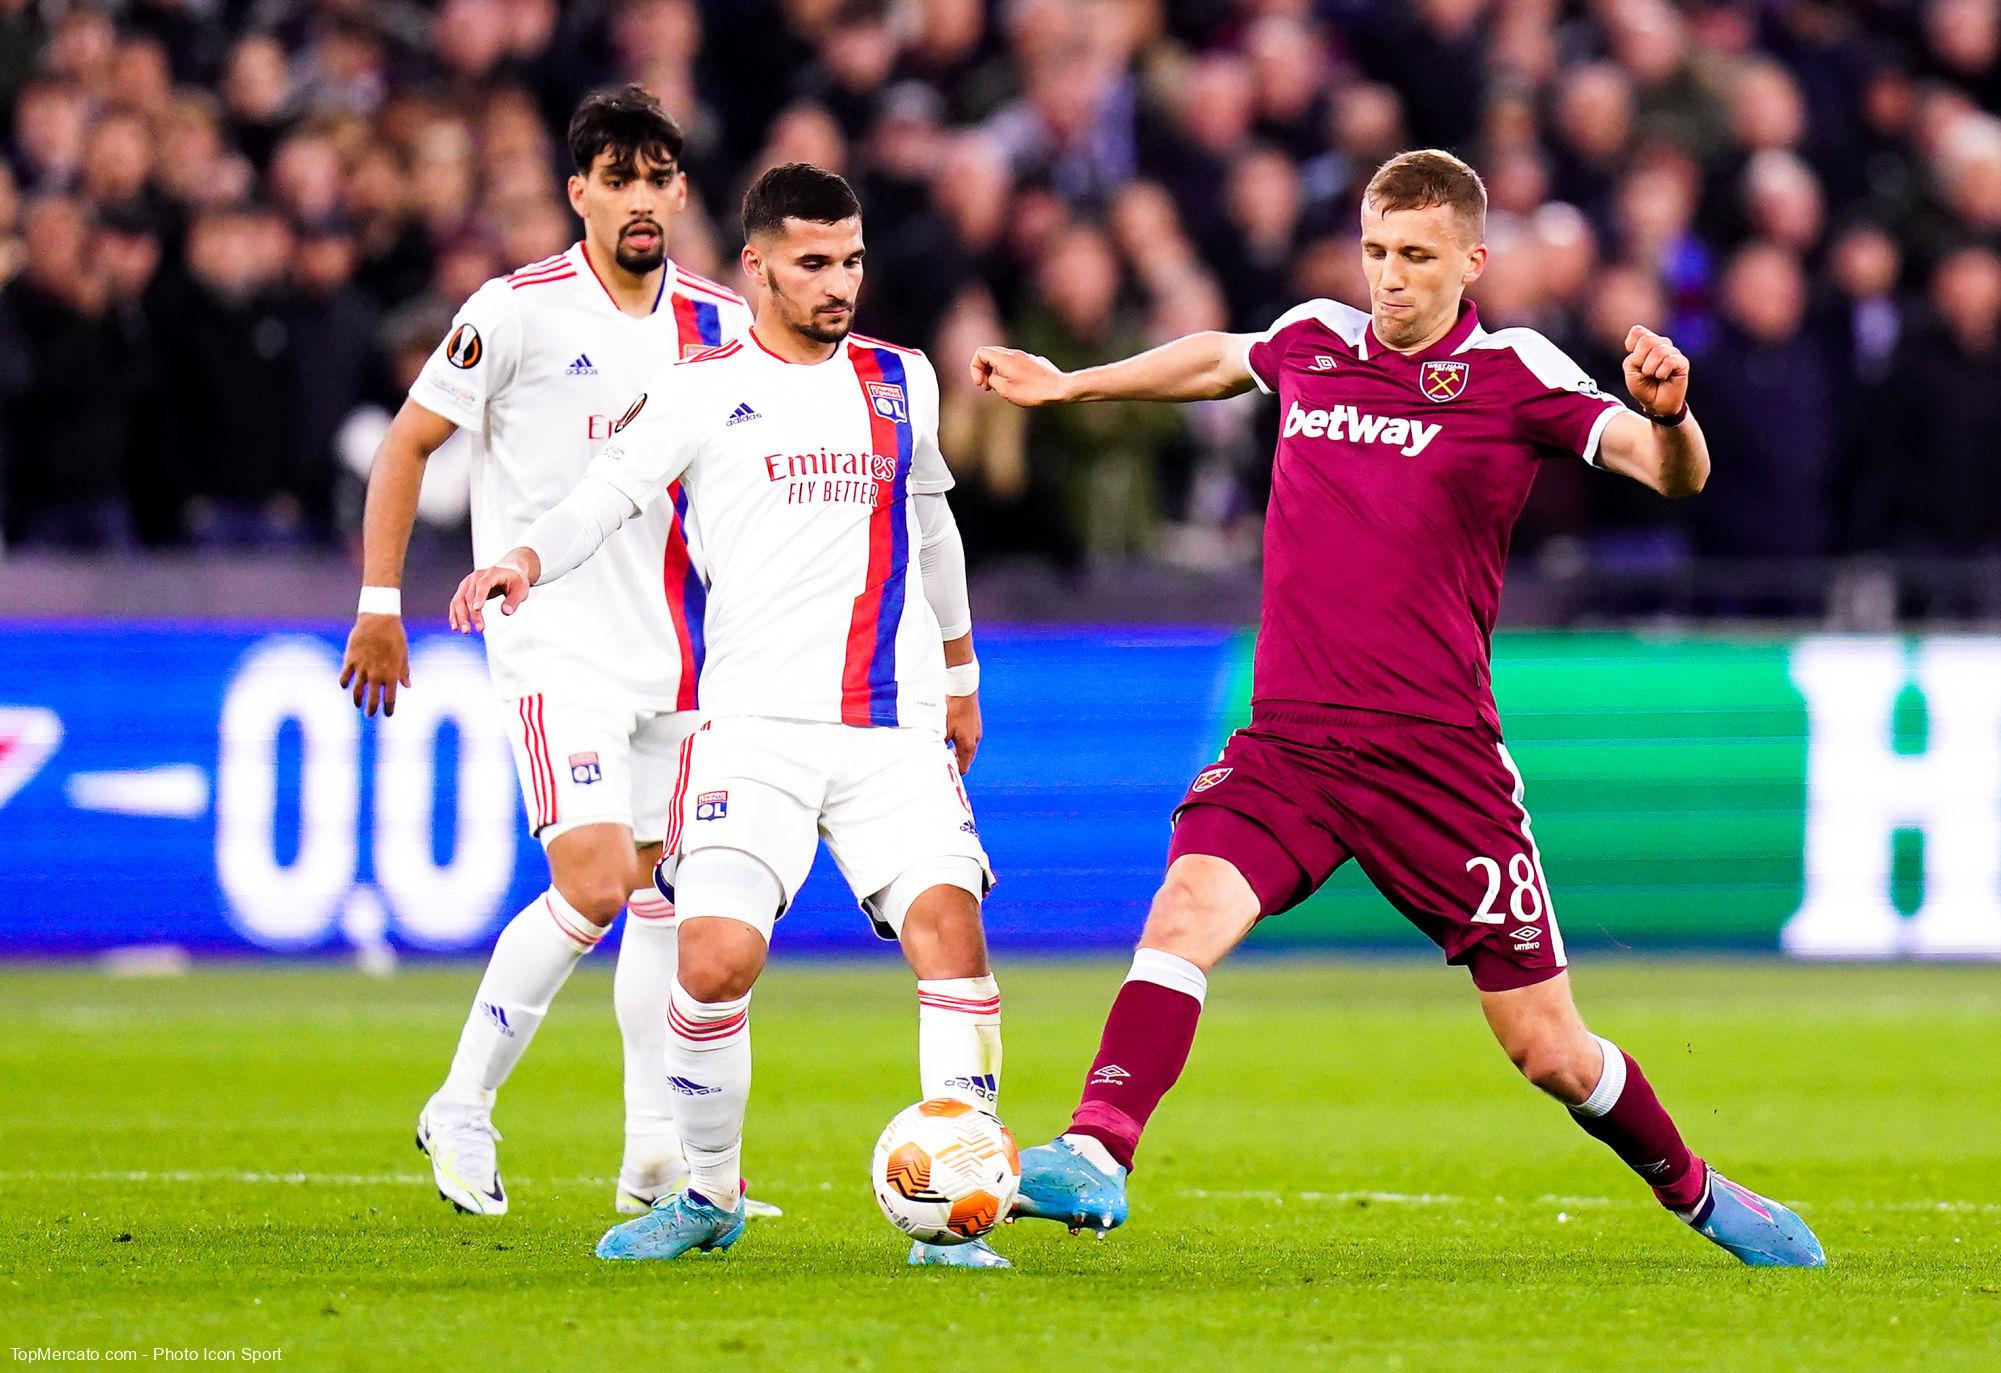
894, 876, 1010, 1269
1015, 855, 1260, 1235
1481, 973, 1824, 1267
420, 822, 635, 1215
597, 850, 773, 1260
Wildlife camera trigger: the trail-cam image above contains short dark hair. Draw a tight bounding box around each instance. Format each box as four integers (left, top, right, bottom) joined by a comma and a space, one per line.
741, 162, 862, 241
567, 85, 684, 178
1364, 148, 1487, 239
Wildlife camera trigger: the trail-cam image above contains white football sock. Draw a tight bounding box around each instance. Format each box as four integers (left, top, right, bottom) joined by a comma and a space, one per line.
665, 980, 752, 1211
916, 976, 1003, 1110
614, 889, 683, 1170
1062, 1133, 1122, 1175
438, 889, 603, 1108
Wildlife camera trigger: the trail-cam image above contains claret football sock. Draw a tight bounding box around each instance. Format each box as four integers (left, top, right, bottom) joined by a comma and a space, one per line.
614, 891, 683, 1157
665, 981, 752, 1212
1568, 1034, 1709, 1211
439, 888, 603, 1107
1067, 947, 1208, 1172
916, 975, 1003, 1110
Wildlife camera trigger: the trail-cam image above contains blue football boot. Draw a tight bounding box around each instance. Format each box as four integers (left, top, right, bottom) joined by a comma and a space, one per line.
908, 1238, 1012, 1269
595, 1189, 746, 1261
1685, 1171, 1826, 1268
1010, 1138, 1128, 1235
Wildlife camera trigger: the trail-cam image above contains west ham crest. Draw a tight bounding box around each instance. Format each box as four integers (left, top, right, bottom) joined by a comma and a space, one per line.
1191, 766, 1232, 793
1419, 360, 1469, 402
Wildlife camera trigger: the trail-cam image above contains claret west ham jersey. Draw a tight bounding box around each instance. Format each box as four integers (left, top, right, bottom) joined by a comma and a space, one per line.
567, 329, 956, 733
1240, 298, 1626, 730
411, 243, 753, 709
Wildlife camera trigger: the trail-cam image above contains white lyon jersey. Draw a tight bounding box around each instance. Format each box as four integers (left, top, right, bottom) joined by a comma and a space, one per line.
411, 242, 753, 709
556, 331, 955, 733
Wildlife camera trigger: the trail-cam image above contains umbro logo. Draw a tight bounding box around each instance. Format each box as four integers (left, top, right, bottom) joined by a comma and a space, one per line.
566, 353, 597, 375
1089, 1064, 1130, 1086
1508, 926, 1540, 943
1310, 355, 1337, 371
725, 401, 761, 427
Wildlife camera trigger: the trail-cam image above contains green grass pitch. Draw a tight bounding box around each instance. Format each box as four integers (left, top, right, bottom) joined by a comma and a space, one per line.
2, 960, 1997, 1371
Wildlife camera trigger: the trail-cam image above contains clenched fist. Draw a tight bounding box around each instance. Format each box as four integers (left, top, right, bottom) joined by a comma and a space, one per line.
1622, 325, 1689, 418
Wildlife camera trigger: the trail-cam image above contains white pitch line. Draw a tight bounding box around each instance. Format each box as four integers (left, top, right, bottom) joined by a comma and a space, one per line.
0, 1172, 1994, 1216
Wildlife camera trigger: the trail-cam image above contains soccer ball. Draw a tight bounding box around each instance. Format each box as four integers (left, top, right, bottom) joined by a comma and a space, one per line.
870, 1098, 1020, 1245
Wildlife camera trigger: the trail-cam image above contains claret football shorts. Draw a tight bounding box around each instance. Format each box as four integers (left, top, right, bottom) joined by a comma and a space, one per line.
1168, 705, 1567, 992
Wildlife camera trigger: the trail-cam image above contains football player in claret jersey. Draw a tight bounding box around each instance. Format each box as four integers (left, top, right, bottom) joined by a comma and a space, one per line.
974, 150, 1824, 1268
451, 164, 1004, 1267
338, 86, 782, 1222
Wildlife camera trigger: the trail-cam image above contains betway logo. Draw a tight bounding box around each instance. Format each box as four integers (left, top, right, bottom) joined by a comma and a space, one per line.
1283, 402, 1441, 457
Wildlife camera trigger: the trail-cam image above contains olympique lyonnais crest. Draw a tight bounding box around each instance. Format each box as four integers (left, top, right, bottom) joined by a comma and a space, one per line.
1192, 766, 1232, 793
1419, 359, 1469, 402
695, 789, 729, 821
568, 752, 601, 785
868, 381, 908, 423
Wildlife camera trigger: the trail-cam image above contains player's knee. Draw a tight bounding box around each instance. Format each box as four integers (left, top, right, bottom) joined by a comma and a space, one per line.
1506, 1033, 1597, 1105
1143, 867, 1252, 970
898, 885, 988, 979
552, 872, 628, 928
676, 916, 767, 1001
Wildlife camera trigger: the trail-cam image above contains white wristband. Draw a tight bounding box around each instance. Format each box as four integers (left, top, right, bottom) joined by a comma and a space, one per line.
357, 586, 402, 617
943, 660, 979, 697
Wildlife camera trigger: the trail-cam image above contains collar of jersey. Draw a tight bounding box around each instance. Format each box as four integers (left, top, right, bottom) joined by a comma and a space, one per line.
1362, 299, 1482, 367
746, 326, 850, 367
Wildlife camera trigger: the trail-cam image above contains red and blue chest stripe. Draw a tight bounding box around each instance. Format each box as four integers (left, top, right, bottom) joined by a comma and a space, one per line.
660, 290, 724, 710
841, 340, 915, 727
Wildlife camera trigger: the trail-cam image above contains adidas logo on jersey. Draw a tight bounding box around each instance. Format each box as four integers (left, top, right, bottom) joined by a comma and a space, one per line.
725, 402, 761, 426
1282, 401, 1442, 457
566, 353, 597, 376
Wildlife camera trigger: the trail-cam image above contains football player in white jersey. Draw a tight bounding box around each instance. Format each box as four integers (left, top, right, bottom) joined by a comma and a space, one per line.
339, 87, 780, 1222
450, 164, 1005, 1268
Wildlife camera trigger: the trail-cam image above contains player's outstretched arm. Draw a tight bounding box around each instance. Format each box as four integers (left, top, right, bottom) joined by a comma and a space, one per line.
970, 331, 1258, 407
916, 492, 981, 773
340, 400, 459, 716
1595, 326, 1710, 498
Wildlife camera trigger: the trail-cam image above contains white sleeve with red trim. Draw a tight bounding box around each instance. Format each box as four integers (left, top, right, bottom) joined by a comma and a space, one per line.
410, 279, 520, 431
902, 350, 955, 495
521, 364, 701, 583
1239, 299, 1370, 395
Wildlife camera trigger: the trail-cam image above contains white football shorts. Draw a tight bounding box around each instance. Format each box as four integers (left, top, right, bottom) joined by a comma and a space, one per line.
664, 716, 994, 939
503, 693, 699, 847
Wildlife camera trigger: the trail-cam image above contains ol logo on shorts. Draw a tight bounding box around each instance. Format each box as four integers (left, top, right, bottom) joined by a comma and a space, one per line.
696, 790, 729, 821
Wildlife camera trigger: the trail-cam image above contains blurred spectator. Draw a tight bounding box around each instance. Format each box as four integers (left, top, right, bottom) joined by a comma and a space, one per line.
155, 203, 311, 546
1690, 242, 1835, 562
1011, 223, 1182, 563
1, 197, 133, 547
1874, 247, 2001, 557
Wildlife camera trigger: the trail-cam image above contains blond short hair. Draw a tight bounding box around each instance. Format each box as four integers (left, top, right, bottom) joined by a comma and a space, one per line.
1364, 149, 1488, 240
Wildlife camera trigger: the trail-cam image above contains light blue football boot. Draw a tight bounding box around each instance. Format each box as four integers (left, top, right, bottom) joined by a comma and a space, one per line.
595, 1189, 746, 1261
1685, 1171, 1826, 1267
1010, 1138, 1129, 1234
908, 1238, 1013, 1269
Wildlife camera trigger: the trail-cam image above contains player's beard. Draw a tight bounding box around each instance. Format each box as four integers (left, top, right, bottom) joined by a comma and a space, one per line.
767, 273, 854, 344
614, 222, 666, 275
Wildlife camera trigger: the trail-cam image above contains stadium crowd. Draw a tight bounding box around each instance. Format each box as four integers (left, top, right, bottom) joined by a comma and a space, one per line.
1, 0, 1999, 604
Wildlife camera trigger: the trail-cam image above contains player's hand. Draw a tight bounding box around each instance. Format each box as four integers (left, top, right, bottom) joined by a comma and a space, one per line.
945, 691, 982, 775
448, 550, 538, 635
339, 613, 411, 717
1622, 325, 1689, 418
970, 346, 1070, 407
